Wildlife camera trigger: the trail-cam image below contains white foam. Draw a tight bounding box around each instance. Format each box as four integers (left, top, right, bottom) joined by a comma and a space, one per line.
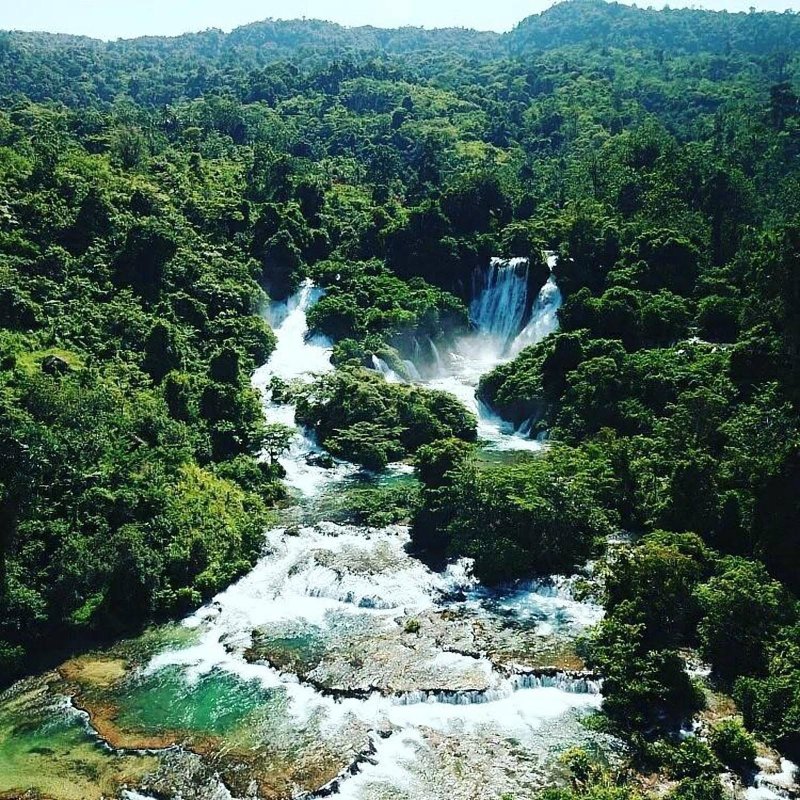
408, 251, 560, 452
466, 576, 604, 631
750, 758, 799, 800
146, 525, 477, 685
252, 280, 357, 495
511, 274, 563, 356
385, 684, 600, 732
335, 729, 422, 799
372, 354, 403, 383
253, 280, 334, 383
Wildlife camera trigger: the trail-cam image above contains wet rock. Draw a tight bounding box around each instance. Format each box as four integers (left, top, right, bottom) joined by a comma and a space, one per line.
247, 612, 492, 697
306, 734, 380, 798
306, 452, 335, 469
143, 749, 240, 800
41, 354, 70, 375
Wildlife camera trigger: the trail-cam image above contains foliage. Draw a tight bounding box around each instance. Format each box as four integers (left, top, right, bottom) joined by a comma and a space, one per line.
658, 737, 721, 781
0, 2, 799, 774
0, 89, 284, 681
695, 558, 787, 682
707, 719, 758, 774
667, 777, 726, 800
0, 364, 276, 676
308, 258, 468, 359
413, 443, 617, 581
605, 531, 715, 649
581, 611, 705, 732
293, 367, 477, 470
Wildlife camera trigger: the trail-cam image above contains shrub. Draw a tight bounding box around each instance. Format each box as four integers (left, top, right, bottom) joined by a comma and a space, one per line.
708, 719, 757, 773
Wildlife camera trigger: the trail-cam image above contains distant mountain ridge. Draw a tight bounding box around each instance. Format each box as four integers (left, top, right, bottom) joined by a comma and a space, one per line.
3, 0, 799, 55
0, 0, 797, 107
510, 0, 800, 55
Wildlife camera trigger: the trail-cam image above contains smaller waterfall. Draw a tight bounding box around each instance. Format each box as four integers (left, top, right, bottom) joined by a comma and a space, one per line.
253, 280, 355, 495
371, 355, 402, 383
404, 252, 561, 450
403, 360, 422, 381
748, 759, 799, 800
427, 337, 444, 374
391, 672, 600, 707
259, 280, 334, 381
510, 274, 563, 356
469, 253, 561, 357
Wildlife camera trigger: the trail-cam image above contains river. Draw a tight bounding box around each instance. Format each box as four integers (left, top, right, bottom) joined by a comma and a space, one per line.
0, 257, 624, 800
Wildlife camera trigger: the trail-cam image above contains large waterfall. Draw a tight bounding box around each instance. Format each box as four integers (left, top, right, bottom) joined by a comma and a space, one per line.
469, 254, 562, 355
469, 257, 534, 348
416, 252, 561, 449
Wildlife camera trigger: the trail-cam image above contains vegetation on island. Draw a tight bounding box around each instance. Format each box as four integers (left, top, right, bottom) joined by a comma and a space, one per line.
292, 366, 477, 470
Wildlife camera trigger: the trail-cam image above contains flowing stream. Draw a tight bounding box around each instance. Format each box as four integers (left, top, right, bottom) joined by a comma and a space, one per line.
0, 256, 619, 800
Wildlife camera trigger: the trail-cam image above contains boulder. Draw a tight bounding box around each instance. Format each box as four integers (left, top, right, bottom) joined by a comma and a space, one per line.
41, 355, 70, 375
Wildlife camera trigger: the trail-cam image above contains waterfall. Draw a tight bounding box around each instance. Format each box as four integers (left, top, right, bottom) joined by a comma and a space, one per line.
427, 337, 444, 374
748, 759, 799, 800
371, 355, 402, 383
510, 274, 563, 356
9, 272, 608, 800
405, 253, 561, 450
469, 253, 561, 356
252, 279, 355, 495
403, 360, 422, 381
469, 257, 533, 347
258, 279, 334, 381
391, 672, 600, 707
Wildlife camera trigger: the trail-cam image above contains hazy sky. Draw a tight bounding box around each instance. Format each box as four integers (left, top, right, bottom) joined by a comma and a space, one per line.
0, 0, 796, 39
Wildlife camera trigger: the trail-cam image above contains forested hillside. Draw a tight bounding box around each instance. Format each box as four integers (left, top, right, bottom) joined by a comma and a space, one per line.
1, 1, 799, 797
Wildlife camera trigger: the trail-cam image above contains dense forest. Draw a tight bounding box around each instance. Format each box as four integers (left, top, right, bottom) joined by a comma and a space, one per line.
1, 0, 800, 797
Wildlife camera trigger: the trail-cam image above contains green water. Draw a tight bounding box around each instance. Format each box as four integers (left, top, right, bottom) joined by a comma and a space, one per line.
308, 469, 420, 526
250, 623, 327, 674
111, 665, 279, 738
476, 447, 543, 469
0, 678, 158, 800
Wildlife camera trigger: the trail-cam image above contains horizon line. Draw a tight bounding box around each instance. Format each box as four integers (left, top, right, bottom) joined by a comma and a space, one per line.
1, 0, 798, 44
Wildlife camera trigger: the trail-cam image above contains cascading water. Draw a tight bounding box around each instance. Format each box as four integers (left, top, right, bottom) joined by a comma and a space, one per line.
363, 253, 560, 449
128, 520, 607, 799
510, 272, 563, 356
257, 279, 333, 382
747, 759, 800, 800
469, 257, 535, 349
0, 275, 616, 800
419, 252, 561, 450
402, 359, 422, 381
427, 336, 444, 372
252, 279, 356, 495
371, 355, 402, 383
4, 277, 796, 800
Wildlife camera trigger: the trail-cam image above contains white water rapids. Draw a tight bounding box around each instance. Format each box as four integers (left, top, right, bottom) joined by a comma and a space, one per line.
252, 281, 357, 495
141, 519, 605, 799
121, 258, 614, 799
